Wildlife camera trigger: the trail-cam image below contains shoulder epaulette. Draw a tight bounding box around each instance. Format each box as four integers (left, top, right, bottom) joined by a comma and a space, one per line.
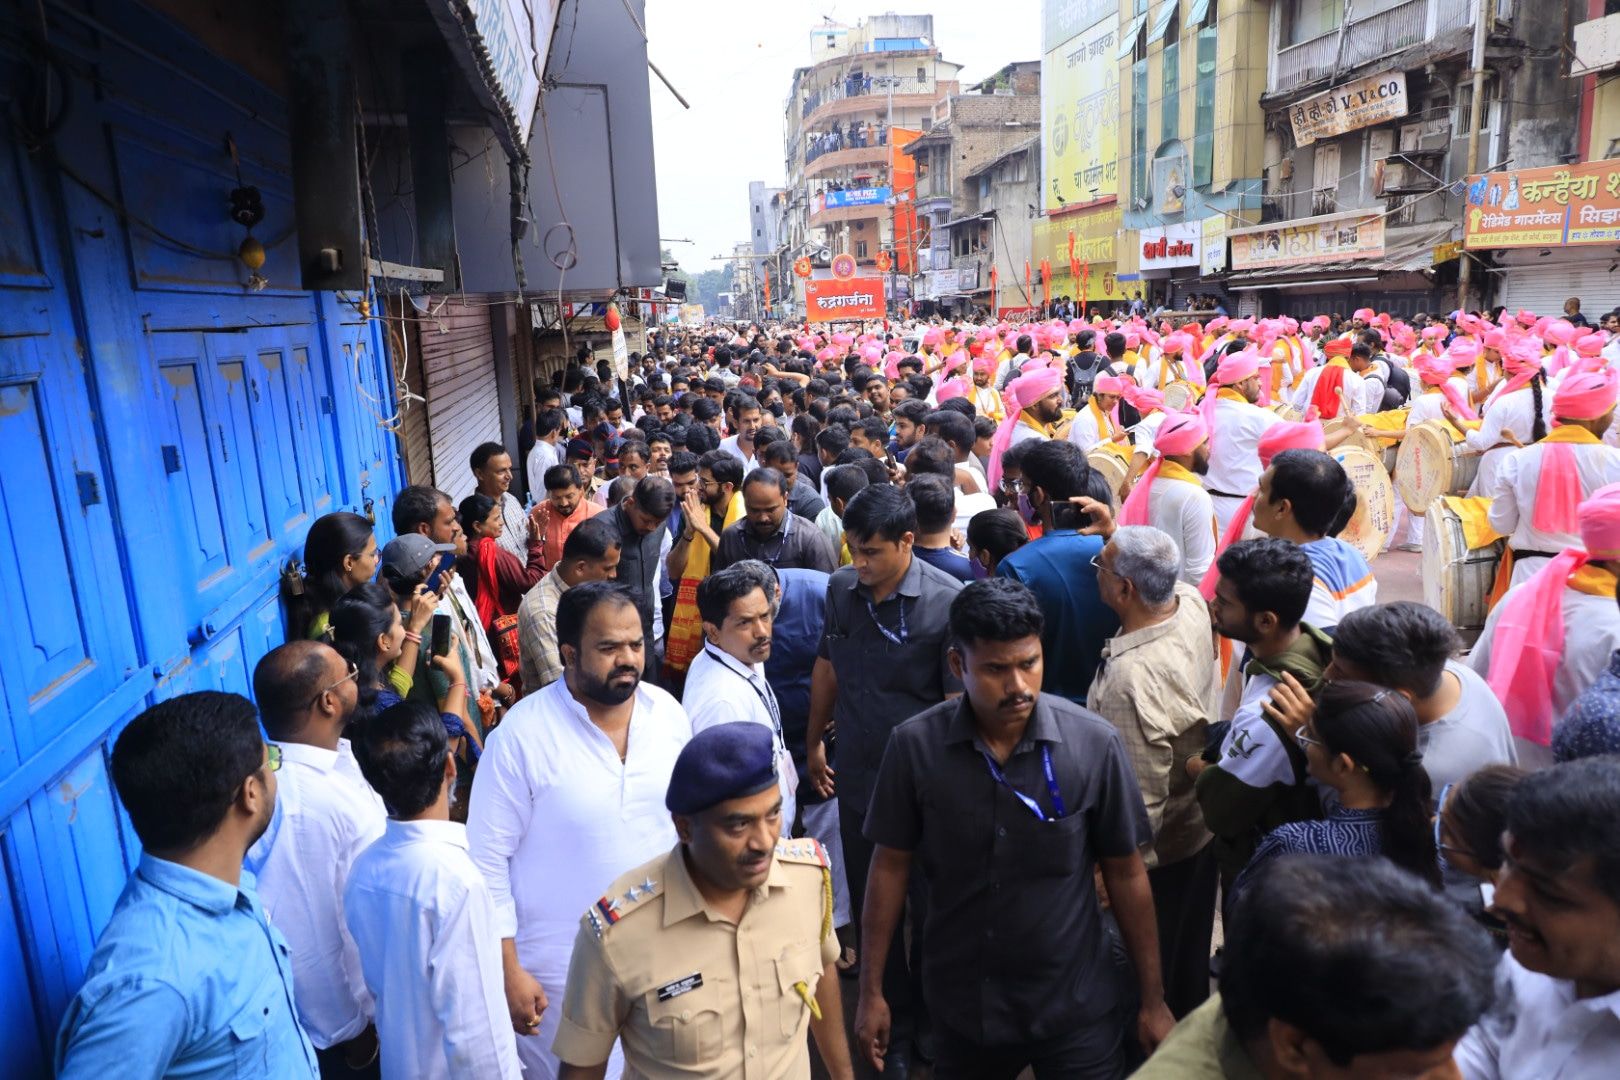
583, 871, 663, 939
775, 837, 829, 868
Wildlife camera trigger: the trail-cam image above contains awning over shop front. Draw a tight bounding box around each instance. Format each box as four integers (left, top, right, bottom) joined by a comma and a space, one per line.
1224, 222, 1456, 290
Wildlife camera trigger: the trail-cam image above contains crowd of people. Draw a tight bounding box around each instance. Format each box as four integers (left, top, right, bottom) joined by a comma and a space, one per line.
52, 299, 1620, 1080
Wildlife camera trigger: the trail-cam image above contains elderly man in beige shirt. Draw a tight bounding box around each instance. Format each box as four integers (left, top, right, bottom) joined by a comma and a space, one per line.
1088, 524, 1219, 1020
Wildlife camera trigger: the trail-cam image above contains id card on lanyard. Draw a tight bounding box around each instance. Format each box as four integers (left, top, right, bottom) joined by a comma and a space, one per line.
704, 647, 798, 800
981, 744, 1067, 822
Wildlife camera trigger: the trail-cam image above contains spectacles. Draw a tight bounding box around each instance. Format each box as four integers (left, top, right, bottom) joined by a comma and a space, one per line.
1001, 478, 1026, 492
1433, 781, 1475, 858
266, 744, 283, 773
1089, 554, 1120, 579
1295, 727, 1324, 750
308, 661, 359, 710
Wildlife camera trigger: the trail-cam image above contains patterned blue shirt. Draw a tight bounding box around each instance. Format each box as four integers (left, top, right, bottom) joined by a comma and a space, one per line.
56, 855, 317, 1079
1554, 649, 1620, 762
1234, 805, 1384, 895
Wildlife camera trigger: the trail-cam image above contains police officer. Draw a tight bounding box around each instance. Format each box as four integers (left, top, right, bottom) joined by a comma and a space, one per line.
552, 722, 855, 1080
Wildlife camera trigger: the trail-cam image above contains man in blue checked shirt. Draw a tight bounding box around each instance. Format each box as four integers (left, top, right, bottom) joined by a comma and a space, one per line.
56, 691, 317, 1079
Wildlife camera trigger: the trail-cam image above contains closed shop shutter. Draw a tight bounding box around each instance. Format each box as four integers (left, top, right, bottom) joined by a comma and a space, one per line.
419, 299, 499, 502
1500, 259, 1613, 320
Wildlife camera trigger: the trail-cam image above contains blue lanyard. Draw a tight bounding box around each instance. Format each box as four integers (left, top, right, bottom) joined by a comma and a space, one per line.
704, 647, 784, 747
745, 511, 791, 566
864, 595, 908, 645
981, 744, 1067, 822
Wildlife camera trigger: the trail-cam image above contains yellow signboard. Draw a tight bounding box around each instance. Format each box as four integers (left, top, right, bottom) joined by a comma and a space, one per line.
1042, 17, 1120, 212
1032, 209, 1127, 302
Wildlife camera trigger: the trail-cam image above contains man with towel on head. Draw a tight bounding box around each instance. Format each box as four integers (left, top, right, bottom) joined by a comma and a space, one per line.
1117, 411, 1217, 585
987, 366, 1066, 491
1469, 483, 1620, 769
1201, 349, 1282, 536
1486, 367, 1620, 587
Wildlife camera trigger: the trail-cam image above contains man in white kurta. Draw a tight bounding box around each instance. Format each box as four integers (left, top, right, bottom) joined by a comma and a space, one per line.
1204, 355, 1281, 535
467, 611, 691, 1079
1117, 409, 1218, 586
1487, 429, 1620, 585
1463, 380, 1554, 497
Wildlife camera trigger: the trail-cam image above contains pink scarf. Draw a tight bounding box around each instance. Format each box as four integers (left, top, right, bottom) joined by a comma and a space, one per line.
1118, 412, 1208, 527
1486, 550, 1585, 746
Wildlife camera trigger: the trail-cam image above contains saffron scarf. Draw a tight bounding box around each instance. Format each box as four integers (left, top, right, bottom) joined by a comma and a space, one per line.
665, 491, 745, 675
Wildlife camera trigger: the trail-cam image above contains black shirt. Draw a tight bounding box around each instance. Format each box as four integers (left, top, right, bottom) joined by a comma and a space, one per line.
864, 693, 1149, 1044
818, 555, 964, 808
714, 511, 837, 574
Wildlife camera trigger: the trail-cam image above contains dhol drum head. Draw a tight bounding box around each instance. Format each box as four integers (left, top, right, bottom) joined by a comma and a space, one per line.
1162, 381, 1197, 412
1272, 403, 1302, 422
1332, 446, 1396, 563
1395, 420, 1468, 514
1422, 498, 1503, 647
1086, 447, 1130, 500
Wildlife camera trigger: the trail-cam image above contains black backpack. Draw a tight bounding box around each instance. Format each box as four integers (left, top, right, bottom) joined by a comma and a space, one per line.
1375, 356, 1410, 410
1068, 351, 1103, 403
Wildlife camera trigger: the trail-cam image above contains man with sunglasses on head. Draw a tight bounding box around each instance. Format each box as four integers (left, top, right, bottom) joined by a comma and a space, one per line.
57, 692, 318, 1078
246, 640, 388, 1078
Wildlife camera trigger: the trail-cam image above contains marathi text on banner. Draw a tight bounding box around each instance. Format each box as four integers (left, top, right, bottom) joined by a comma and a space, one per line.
1042, 16, 1120, 211
1289, 72, 1408, 148
1228, 210, 1386, 270
805, 277, 886, 322
1463, 158, 1620, 249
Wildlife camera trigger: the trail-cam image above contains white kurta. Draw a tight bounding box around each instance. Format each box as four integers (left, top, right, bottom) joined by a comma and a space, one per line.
1486, 440, 1620, 585
1066, 404, 1118, 453
1206, 397, 1281, 532
1290, 365, 1370, 417
1148, 474, 1218, 585
1466, 384, 1555, 498
465, 677, 691, 1078
1467, 585, 1620, 748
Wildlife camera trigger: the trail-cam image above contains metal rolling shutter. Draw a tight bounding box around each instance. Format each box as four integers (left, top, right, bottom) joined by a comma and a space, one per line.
419, 299, 499, 502
1499, 259, 1614, 320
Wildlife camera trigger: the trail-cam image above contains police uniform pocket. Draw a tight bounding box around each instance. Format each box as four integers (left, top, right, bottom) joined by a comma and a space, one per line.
227, 992, 272, 1077
646, 981, 724, 1066
774, 941, 824, 1037
1012, 809, 1088, 878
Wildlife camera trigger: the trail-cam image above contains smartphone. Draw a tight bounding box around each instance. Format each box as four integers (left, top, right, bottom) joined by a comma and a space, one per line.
430, 613, 452, 658
424, 552, 455, 594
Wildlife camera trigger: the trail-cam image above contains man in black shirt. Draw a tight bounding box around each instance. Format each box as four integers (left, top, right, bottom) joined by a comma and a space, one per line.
714, 468, 837, 573
603, 476, 674, 680
856, 577, 1171, 1079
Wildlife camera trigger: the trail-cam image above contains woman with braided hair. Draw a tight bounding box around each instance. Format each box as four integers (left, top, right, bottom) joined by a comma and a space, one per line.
1235, 679, 1439, 895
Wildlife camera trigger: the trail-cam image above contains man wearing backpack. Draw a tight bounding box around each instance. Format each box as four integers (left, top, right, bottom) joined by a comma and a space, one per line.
1067, 330, 1105, 405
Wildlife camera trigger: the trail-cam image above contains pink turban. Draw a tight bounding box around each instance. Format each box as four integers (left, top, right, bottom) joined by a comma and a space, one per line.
1421, 325, 1448, 342
1483, 328, 1510, 351
936, 376, 970, 403
1553, 368, 1620, 422
1497, 340, 1544, 398
1446, 336, 1481, 369
1118, 411, 1210, 526
988, 367, 1065, 489
1545, 320, 1579, 347
1354, 308, 1375, 322
1230, 318, 1256, 336
1516, 309, 1538, 328
1524, 369, 1620, 541
1488, 482, 1620, 745
942, 349, 968, 375
1094, 374, 1127, 395
1068, 319, 1087, 334
1199, 348, 1264, 460
832, 332, 854, 348
1457, 312, 1484, 335
1207, 316, 1230, 334
972, 352, 997, 374
1416, 352, 1478, 421
1575, 331, 1606, 360
1197, 413, 1328, 600
1311, 315, 1332, 330
1125, 331, 1142, 351
922, 326, 944, 347
1123, 384, 1165, 414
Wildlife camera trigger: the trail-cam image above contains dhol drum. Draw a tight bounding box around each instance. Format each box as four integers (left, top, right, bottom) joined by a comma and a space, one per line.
1331, 446, 1396, 563
1272, 403, 1302, 422
1423, 498, 1504, 648
1162, 381, 1198, 412
1395, 420, 1480, 514
1086, 447, 1130, 501
1331, 418, 1401, 475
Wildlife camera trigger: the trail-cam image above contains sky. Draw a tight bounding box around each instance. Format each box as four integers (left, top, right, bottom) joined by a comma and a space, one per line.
643, 0, 1040, 275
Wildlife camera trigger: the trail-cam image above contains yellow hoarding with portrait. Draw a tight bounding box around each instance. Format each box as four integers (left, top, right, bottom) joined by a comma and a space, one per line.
1033, 208, 1127, 304
1042, 16, 1121, 213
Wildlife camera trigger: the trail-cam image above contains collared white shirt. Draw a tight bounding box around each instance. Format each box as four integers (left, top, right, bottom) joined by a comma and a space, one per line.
1290, 364, 1370, 417
250, 739, 386, 1049
1456, 950, 1620, 1080
719, 434, 757, 471
466, 678, 687, 1076
1066, 403, 1112, 452
344, 819, 522, 1080
1487, 440, 1620, 582
527, 439, 560, 497
1206, 397, 1281, 505
682, 645, 797, 835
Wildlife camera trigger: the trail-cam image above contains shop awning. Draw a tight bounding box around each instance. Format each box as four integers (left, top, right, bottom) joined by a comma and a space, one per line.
1223, 222, 1457, 289
941, 211, 993, 230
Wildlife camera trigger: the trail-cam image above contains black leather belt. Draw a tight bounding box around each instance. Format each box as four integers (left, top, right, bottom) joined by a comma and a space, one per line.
1510, 548, 1559, 561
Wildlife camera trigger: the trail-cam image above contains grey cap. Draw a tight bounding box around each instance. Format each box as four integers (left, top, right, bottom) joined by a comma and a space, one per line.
380, 533, 454, 577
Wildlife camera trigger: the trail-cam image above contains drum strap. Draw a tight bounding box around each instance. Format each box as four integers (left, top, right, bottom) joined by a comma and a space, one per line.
1509, 548, 1561, 561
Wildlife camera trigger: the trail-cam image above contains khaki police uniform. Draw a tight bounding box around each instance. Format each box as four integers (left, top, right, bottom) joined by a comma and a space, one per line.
552, 837, 838, 1079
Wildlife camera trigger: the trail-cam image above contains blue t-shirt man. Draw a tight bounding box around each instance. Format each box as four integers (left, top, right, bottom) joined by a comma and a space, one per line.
996, 529, 1120, 703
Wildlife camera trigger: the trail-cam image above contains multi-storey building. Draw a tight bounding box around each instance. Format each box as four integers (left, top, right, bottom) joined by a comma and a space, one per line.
781, 14, 962, 313
1232, 0, 1568, 317
1112, 0, 1269, 313
904, 62, 1042, 315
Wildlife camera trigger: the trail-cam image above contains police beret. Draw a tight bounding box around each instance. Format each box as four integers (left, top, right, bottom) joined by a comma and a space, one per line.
665, 722, 778, 815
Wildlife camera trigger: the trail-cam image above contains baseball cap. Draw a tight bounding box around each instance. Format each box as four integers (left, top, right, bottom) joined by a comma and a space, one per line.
379, 534, 454, 578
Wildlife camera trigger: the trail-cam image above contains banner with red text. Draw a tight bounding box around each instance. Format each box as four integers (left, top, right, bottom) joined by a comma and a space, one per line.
805, 277, 886, 322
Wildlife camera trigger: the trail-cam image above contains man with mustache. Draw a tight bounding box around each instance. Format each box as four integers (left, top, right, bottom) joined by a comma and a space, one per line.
468, 582, 691, 1080
855, 577, 1171, 1078
681, 561, 798, 835
551, 722, 855, 1080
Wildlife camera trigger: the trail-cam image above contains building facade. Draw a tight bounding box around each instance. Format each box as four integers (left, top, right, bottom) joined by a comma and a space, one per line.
781, 14, 963, 313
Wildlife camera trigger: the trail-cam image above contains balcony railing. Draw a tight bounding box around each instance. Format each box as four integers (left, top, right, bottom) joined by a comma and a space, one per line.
1271, 0, 1471, 95
800, 75, 932, 118
805, 128, 889, 166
